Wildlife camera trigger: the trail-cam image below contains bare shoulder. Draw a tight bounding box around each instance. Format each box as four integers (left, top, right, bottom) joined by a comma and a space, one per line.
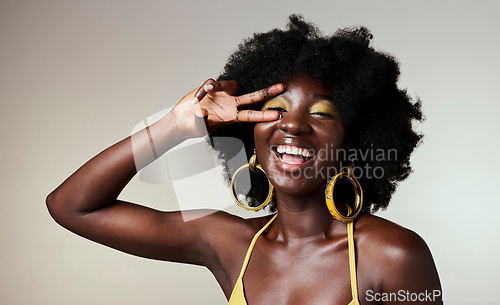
354, 213, 442, 297
192, 210, 275, 293
180, 209, 275, 266
190, 209, 275, 255
355, 213, 431, 259
194, 210, 275, 240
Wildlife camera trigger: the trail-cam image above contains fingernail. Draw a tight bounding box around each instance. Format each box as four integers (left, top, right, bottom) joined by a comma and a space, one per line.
190, 97, 199, 105
203, 84, 213, 91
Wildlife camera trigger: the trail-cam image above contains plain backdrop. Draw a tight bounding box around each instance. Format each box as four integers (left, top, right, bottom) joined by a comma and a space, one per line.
1, 0, 499, 304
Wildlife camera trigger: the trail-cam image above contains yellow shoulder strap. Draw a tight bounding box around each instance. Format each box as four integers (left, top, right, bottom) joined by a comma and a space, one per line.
347, 220, 360, 303
237, 213, 278, 279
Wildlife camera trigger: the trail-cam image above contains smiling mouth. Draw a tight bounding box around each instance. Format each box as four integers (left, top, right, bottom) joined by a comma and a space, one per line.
272, 145, 315, 165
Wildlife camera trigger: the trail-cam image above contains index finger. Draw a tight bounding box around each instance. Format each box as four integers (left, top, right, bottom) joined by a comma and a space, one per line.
237, 83, 286, 106
237, 110, 282, 123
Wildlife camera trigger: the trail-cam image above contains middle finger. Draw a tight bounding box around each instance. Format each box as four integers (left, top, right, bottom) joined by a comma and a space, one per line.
237, 83, 286, 106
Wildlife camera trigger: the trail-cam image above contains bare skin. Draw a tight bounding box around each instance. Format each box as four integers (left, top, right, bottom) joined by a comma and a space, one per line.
47, 76, 442, 304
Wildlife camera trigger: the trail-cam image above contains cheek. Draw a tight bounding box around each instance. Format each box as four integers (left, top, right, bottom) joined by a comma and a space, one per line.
253, 124, 264, 152
253, 122, 274, 148
253, 122, 276, 168
253, 123, 263, 141
316, 123, 346, 162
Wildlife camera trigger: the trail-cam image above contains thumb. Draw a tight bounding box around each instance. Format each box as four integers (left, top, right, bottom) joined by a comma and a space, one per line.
194, 107, 208, 118
193, 107, 209, 136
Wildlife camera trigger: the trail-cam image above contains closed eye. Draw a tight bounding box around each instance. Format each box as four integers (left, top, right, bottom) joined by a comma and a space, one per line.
309, 102, 337, 118
266, 106, 287, 112
261, 97, 288, 113
310, 111, 335, 118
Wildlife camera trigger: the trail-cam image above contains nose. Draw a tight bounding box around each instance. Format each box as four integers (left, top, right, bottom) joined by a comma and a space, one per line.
277, 109, 312, 135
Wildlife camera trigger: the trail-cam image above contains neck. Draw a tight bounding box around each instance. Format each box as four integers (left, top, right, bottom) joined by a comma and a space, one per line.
272, 187, 340, 242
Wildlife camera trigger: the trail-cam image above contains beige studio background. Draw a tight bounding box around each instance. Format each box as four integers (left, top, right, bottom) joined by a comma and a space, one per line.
1, 0, 499, 304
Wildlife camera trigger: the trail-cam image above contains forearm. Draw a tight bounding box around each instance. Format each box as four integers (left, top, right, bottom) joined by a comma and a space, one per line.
46, 111, 186, 216
46, 80, 283, 224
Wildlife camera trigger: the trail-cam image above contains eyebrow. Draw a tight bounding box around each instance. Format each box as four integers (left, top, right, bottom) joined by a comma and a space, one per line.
312, 94, 334, 102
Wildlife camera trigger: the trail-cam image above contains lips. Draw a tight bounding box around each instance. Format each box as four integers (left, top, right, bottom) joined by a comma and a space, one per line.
272, 144, 315, 165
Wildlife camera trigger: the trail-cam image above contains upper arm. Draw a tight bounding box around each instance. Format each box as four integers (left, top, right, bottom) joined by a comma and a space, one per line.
47, 196, 231, 266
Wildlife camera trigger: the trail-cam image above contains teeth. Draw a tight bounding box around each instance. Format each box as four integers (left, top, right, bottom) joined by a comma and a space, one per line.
275, 145, 313, 158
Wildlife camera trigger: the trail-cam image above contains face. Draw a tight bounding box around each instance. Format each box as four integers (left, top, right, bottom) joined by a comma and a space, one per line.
254, 74, 346, 198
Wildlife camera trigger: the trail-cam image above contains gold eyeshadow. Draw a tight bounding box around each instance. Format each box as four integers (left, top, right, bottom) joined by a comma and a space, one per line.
261, 97, 288, 111
261, 97, 337, 118
309, 102, 337, 118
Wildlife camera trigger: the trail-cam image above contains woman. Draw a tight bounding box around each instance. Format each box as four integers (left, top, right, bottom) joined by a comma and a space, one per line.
47, 15, 442, 304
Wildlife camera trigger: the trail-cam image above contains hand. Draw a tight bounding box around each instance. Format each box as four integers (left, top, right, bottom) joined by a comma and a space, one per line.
172, 79, 286, 137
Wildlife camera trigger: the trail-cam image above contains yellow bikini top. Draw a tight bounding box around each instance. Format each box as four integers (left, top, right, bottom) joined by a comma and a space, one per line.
228, 214, 360, 305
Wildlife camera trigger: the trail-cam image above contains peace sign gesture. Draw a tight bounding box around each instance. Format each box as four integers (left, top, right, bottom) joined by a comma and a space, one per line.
173, 79, 285, 137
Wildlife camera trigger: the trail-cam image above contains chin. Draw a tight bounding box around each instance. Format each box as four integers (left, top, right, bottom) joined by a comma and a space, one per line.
268, 171, 326, 198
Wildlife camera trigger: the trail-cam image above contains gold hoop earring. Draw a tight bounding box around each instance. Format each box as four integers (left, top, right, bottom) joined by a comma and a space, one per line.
230, 153, 274, 211
325, 163, 363, 222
